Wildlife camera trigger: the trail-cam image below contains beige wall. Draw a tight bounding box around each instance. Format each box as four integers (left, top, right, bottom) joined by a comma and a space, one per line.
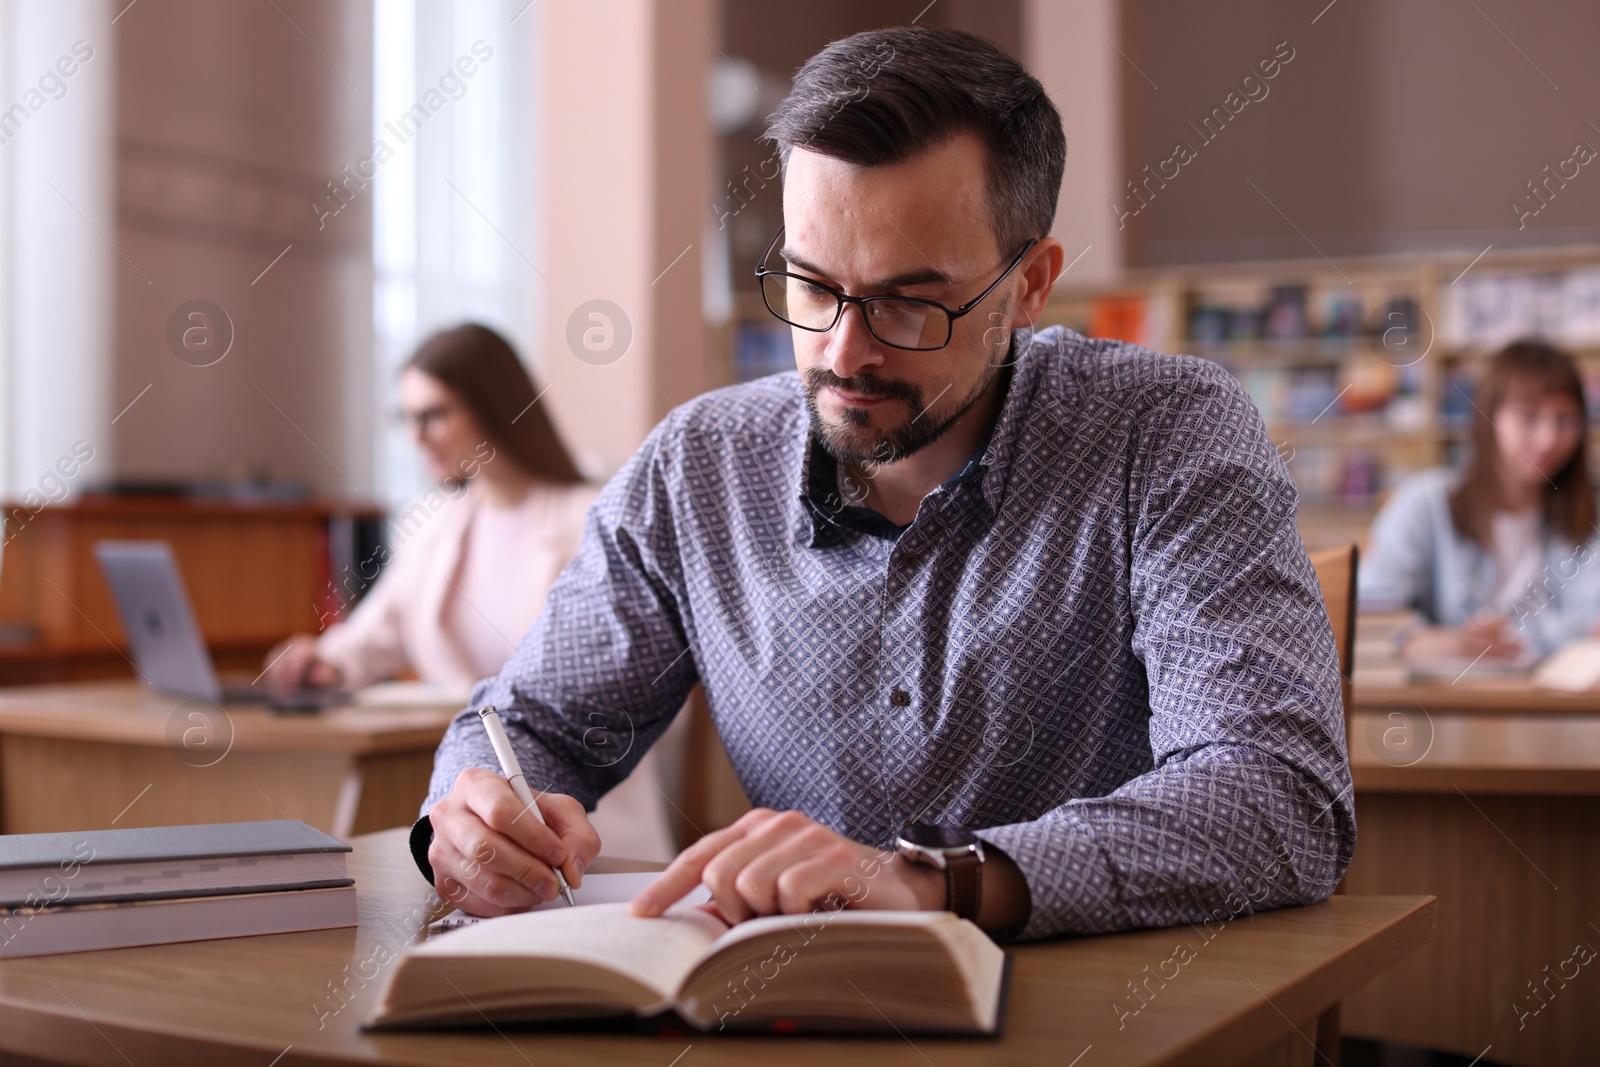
103, 0, 1118, 490
112, 0, 373, 498
1119, 0, 1600, 263
540, 0, 713, 476
1024, 0, 1125, 284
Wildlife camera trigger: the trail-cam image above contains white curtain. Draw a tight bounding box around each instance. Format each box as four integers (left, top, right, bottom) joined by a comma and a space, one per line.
0, 0, 114, 502
371, 0, 542, 513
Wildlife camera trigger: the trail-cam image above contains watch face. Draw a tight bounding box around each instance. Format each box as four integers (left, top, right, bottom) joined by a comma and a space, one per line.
900, 822, 978, 851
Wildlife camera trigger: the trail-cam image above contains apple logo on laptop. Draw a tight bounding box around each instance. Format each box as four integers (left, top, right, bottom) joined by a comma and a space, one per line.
144, 610, 163, 637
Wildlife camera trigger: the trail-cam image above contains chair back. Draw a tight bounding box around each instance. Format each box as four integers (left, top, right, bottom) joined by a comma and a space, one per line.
1308, 543, 1359, 743
1306, 541, 1359, 1063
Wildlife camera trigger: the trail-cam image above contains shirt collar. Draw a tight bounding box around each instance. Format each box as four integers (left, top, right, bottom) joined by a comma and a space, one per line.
970, 328, 1047, 516
798, 329, 1037, 545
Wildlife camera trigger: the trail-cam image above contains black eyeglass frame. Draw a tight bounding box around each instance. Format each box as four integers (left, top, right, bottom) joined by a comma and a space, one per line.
754, 226, 1040, 352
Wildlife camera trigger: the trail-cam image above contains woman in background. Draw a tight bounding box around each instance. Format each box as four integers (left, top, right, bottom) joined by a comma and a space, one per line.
265, 323, 676, 861
1360, 339, 1600, 664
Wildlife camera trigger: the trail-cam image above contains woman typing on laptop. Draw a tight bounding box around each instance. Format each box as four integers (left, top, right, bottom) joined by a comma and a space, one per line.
263, 323, 675, 861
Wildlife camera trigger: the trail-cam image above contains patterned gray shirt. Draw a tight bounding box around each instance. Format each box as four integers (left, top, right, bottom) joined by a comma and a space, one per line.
423, 326, 1355, 940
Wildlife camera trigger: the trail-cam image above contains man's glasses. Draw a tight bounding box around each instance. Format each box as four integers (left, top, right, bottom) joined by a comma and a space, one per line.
754, 226, 1038, 352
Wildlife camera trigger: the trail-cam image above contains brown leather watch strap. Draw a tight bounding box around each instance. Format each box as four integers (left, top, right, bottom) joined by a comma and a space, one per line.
945, 849, 983, 921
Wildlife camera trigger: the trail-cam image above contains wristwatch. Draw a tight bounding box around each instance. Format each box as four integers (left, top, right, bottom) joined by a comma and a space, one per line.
894, 821, 984, 921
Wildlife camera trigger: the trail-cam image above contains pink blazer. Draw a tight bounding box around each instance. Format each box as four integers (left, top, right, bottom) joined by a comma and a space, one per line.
318, 480, 597, 689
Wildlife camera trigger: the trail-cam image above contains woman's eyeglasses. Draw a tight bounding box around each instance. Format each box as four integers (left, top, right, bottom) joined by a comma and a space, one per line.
393, 404, 457, 436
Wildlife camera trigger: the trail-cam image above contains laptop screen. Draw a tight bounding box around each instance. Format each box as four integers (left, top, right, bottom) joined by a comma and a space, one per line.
93, 541, 222, 702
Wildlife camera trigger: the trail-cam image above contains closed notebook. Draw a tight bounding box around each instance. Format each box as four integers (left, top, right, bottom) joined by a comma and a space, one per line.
0, 819, 352, 907
366, 903, 1009, 1035
0, 884, 357, 958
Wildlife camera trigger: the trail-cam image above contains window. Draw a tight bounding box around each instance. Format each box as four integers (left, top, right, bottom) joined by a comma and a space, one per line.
371, 0, 542, 511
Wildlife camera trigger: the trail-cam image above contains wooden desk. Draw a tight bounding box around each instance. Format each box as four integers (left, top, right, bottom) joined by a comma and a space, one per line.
0, 827, 1433, 1067
1342, 688, 1600, 1066
0, 681, 457, 838
1350, 708, 1600, 794
1356, 677, 1600, 717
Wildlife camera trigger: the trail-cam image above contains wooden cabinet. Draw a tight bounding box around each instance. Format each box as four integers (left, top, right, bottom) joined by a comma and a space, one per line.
0, 495, 381, 684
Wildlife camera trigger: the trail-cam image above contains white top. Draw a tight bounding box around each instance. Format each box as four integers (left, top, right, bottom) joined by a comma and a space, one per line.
1359, 467, 1600, 655
1490, 507, 1543, 612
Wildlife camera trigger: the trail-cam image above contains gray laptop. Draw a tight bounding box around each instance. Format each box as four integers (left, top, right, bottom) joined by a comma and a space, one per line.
93, 540, 345, 710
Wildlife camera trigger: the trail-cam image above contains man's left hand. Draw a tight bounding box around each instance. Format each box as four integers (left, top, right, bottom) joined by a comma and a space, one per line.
630, 808, 944, 923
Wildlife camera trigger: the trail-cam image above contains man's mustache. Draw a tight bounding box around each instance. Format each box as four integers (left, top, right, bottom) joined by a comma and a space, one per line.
802, 368, 920, 403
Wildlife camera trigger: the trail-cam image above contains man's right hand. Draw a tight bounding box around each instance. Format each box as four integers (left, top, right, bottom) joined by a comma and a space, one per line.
427, 767, 602, 917
262, 634, 342, 691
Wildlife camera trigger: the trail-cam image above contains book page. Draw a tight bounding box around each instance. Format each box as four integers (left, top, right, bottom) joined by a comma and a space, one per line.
409, 901, 729, 1003
706, 907, 947, 954
429, 874, 709, 933
678, 910, 1004, 1032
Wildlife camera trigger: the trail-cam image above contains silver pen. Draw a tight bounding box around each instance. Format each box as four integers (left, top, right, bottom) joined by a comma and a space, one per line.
478, 705, 575, 906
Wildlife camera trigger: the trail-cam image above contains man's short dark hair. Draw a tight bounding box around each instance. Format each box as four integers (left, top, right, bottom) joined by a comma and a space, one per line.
765, 26, 1066, 256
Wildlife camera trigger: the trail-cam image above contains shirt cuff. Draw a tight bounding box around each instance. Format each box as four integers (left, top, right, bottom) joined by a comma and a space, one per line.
409, 814, 436, 885
975, 814, 1120, 940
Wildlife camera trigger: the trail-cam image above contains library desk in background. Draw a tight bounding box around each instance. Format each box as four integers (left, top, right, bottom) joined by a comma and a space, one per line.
1341, 677, 1600, 1066
0, 493, 383, 684
0, 681, 455, 838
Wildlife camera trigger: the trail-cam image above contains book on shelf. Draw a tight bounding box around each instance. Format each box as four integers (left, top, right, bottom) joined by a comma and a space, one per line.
1440, 267, 1600, 351
367, 902, 1010, 1035
1089, 293, 1146, 345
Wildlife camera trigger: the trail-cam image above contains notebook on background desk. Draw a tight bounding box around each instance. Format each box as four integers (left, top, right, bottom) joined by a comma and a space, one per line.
353, 681, 475, 709
1533, 638, 1600, 691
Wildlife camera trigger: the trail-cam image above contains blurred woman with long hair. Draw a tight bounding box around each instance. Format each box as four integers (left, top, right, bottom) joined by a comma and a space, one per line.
265, 323, 675, 859
1360, 339, 1600, 662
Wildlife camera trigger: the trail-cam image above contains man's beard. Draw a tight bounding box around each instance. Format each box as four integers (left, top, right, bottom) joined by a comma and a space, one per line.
802, 336, 1008, 468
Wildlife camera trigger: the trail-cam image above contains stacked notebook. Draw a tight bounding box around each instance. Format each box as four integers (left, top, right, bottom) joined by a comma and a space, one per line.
0, 819, 356, 958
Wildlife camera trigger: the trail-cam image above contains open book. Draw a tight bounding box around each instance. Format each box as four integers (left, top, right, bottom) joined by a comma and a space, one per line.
1534, 637, 1600, 691
366, 902, 1009, 1034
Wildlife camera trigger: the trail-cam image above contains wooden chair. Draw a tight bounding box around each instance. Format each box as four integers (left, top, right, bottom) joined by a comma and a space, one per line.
1307, 542, 1360, 1067
1309, 543, 1360, 749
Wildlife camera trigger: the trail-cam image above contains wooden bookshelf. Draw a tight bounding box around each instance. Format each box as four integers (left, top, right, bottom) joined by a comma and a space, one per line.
1043, 245, 1600, 550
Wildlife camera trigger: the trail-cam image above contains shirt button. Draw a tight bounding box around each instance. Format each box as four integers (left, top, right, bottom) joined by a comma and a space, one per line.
900, 552, 921, 568
890, 687, 911, 707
